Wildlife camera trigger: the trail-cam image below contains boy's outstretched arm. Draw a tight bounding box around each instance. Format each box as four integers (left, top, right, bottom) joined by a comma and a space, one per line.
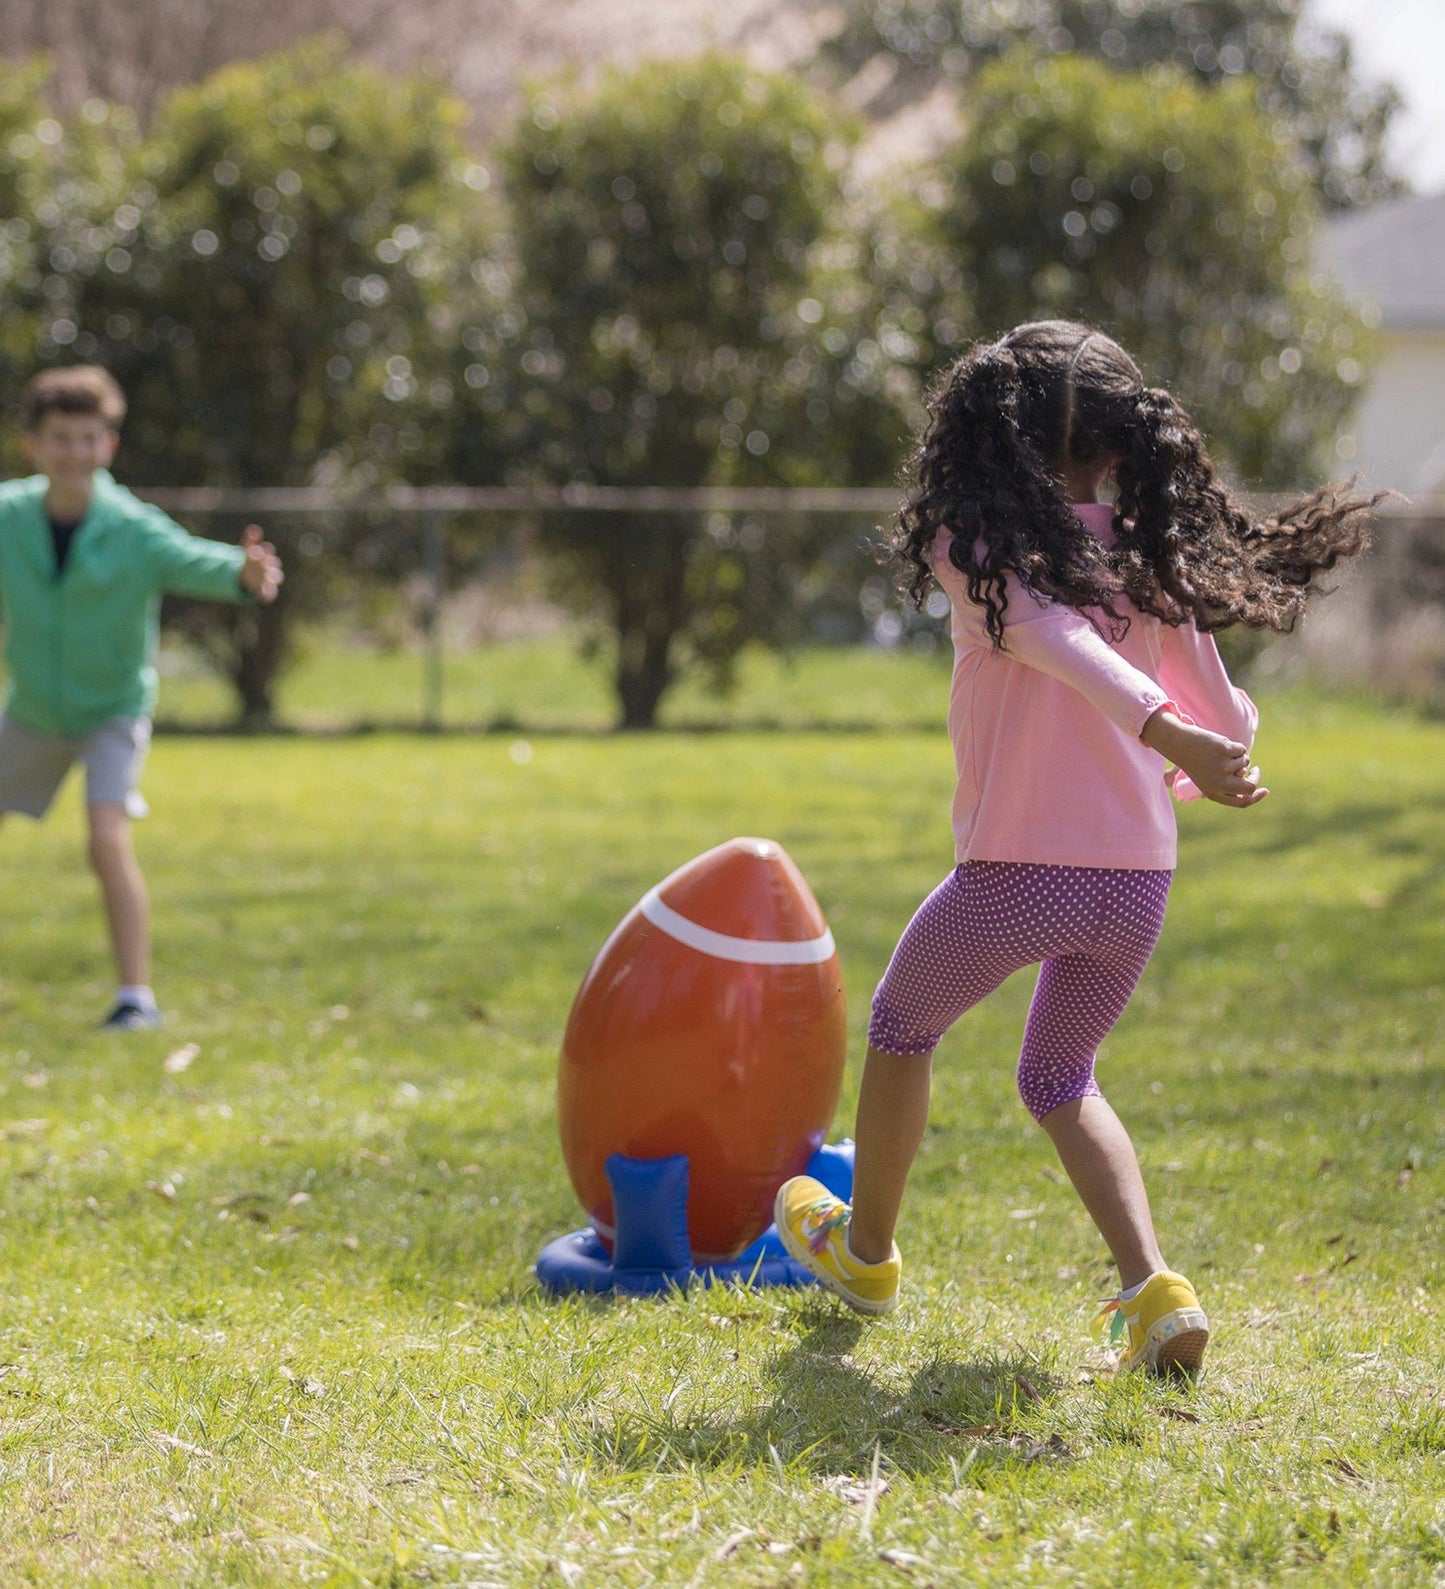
141, 507, 283, 605
237, 525, 283, 603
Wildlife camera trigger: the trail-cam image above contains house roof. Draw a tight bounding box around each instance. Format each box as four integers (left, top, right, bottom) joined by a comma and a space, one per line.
1322, 191, 1445, 330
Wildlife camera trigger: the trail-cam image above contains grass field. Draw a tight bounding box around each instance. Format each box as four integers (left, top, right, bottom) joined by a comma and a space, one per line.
151, 636, 959, 734
0, 671, 1441, 1585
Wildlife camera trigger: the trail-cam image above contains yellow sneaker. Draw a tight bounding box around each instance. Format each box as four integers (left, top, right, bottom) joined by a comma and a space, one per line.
1093, 1269, 1210, 1379
774, 1176, 900, 1316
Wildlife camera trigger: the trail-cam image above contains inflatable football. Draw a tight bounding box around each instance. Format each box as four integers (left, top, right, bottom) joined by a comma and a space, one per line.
558, 838, 847, 1263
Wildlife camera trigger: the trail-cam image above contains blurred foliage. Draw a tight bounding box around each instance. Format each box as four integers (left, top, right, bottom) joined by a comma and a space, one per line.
816, 0, 1405, 209
0, 59, 65, 446
57, 37, 489, 490
911, 50, 1377, 484
11, 39, 499, 723
500, 55, 914, 727
0, 34, 1384, 725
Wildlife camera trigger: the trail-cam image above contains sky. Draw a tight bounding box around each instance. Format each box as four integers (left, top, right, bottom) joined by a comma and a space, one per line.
1304, 0, 1445, 193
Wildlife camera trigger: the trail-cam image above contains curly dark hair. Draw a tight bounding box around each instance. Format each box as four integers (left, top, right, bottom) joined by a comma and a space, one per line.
892, 320, 1383, 645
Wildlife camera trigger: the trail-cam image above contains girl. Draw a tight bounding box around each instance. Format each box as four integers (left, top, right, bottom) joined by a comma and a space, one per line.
776, 320, 1377, 1377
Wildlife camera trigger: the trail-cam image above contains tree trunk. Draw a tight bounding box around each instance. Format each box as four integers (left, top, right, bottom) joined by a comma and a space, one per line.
230, 597, 287, 730
610, 529, 690, 729
615, 627, 674, 730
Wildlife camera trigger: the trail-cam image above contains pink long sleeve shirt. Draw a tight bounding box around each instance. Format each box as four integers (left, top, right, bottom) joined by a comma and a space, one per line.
931, 502, 1258, 871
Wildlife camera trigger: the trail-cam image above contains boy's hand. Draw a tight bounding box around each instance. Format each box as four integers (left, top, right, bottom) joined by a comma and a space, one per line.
1141, 708, 1268, 807
238, 524, 284, 604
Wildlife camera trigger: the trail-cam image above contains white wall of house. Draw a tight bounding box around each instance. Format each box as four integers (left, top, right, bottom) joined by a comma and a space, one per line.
1343, 329, 1445, 497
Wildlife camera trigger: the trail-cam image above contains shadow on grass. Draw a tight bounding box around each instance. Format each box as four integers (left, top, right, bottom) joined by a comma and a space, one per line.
589, 1309, 1067, 1480
1198, 794, 1445, 865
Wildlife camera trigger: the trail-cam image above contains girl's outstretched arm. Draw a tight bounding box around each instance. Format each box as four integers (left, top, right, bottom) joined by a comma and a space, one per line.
1156, 625, 1260, 802
930, 530, 1266, 810
1157, 623, 1258, 748
930, 530, 1169, 736
1140, 708, 1267, 807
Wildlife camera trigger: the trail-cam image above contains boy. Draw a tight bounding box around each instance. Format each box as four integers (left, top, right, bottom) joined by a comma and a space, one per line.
0, 366, 283, 1029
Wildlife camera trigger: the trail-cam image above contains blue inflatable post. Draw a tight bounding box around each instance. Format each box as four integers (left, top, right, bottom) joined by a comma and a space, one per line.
534, 1141, 855, 1296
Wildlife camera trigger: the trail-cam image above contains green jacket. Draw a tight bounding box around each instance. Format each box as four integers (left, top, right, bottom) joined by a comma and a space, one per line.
0, 470, 249, 737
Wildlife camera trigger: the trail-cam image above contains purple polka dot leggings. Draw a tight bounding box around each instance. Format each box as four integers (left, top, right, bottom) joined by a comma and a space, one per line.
868, 861, 1172, 1121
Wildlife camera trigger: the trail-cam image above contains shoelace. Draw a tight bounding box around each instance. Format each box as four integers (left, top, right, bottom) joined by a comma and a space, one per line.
1091, 1296, 1129, 1345
805, 1200, 850, 1256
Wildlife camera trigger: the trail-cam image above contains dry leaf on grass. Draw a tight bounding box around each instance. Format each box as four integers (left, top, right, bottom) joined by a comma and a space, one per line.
714, 1529, 754, 1560
150, 1432, 215, 1460
820, 1474, 891, 1506
1, 1119, 49, 1140
278, 1366, 326, 1397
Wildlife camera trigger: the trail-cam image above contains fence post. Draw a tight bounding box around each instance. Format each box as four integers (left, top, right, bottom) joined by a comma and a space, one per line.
421, 509, 445, 731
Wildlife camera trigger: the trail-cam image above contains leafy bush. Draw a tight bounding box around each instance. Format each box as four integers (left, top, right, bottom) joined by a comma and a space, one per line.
912, 50, 1376, 484
500, 55, 914, 726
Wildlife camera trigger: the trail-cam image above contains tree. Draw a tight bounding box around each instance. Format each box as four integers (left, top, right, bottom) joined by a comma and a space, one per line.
498, 55, 913, 728
0, 58, 61, 458
0, 0, 485, 126
48, 39, 492, 723
911, 50, 1374, 484
815, 0, 1404, 209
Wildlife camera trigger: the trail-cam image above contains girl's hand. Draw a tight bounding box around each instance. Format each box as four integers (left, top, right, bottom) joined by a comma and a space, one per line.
1141, 708, 1269, 807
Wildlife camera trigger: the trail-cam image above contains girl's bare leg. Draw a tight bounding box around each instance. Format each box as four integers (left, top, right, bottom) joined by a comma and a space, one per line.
846, 1046, 933, 1265
1039, 1095, 1166, 1289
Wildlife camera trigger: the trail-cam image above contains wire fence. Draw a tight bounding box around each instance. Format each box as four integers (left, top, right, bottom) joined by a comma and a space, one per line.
136, 486, 1445, 728
141, 485, 908, 730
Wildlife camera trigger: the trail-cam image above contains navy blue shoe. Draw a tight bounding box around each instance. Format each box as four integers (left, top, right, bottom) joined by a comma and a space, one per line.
99, 1002, 162, 1031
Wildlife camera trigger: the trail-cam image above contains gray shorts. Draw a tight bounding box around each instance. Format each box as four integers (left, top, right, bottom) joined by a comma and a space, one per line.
0, 713, 152, 820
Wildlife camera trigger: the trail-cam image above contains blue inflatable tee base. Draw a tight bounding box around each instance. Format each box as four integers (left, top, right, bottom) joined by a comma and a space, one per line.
535, 1141, 854, 1297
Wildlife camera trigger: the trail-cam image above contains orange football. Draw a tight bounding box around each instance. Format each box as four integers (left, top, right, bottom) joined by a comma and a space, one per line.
558, 838, 847, 1262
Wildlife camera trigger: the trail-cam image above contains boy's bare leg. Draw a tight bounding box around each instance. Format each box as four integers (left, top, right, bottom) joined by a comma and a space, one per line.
86, 802, 150, 987
846, 1046, 933, 1264
1038, 1095, 1166, 1290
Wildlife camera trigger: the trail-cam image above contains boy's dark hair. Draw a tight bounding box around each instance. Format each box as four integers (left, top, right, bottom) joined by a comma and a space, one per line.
893, 320, 1383, 644
23, 366, 127, 432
